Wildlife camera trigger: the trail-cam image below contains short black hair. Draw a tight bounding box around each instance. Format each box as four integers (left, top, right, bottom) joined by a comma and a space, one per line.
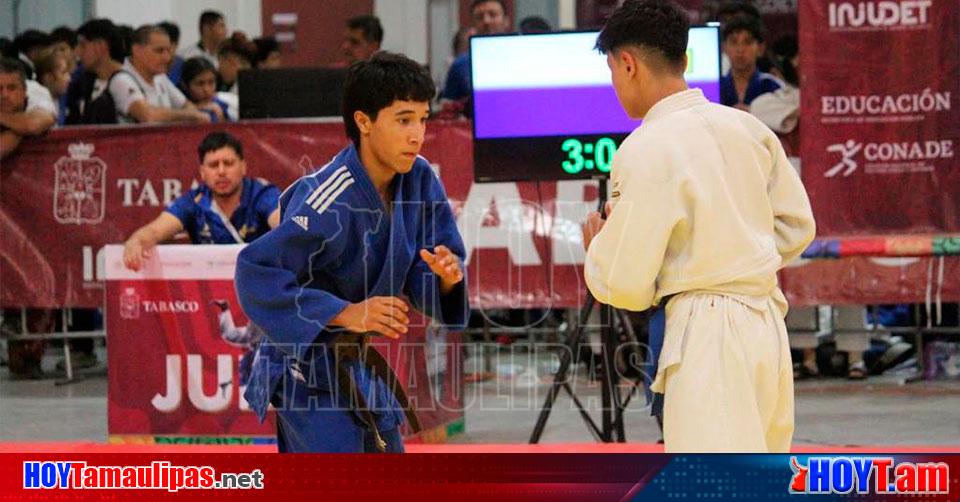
771, 33, 797, 60
50, 26, 77, 48
132, 25, 167, 46
199, 11, 225, 33
0, 38, 16, 59
13, 30, 53, 55
78, 18, 125, 62
0, 57, 27, 86
722, 14, 765, 43
253, 36, 279, 66
179, 56, 217, 94
716, 1, 760, 21
218, 37, 255, 65
595, 0, 689, 72
157, 21, 181, 45
519, 16, 551, 33
471, 0, 508, 14
198, 131, 244, 164
346, 15, 384, 45
342, 51, 435, 146
116, 25, 135, 57
770, 33, 798, 86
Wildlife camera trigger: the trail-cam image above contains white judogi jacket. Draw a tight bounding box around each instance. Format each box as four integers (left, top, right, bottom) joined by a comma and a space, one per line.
584, 88, 815, 316
750, 84, 800, 134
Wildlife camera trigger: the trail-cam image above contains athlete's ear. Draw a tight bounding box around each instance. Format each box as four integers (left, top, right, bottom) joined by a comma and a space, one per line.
354, 110, 373, 136
620, 49, 638, 78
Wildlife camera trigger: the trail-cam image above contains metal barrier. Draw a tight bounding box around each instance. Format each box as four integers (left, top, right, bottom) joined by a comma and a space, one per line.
1, 308, 105, 385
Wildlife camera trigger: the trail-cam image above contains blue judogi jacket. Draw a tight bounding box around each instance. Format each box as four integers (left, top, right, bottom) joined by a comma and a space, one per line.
235, 144, 469, 431
720, 69, 782, 107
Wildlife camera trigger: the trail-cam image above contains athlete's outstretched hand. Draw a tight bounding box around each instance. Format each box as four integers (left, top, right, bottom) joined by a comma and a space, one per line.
332, 296, 410, 339
420, 245, 464, 294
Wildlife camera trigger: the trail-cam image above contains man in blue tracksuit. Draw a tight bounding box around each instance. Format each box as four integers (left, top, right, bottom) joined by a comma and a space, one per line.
234, 52, 469, 453
123, 131, 281, 269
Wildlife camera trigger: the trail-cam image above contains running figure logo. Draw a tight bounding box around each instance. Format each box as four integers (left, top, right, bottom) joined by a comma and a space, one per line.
53, 143, 107, 224
824, 140, 863, 178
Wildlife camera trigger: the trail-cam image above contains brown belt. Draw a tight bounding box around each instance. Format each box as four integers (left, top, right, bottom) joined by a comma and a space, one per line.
330, 333, 421, 452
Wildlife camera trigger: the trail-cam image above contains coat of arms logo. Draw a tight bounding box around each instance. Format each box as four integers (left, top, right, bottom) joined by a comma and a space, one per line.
53, 143, 107, 224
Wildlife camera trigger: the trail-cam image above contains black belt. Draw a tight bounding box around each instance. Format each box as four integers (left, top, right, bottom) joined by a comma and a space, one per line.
303, 333, 421, 452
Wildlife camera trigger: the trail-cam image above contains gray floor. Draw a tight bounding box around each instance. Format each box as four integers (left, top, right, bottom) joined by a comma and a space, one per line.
448, 374, 960, 446
1, 351, 958, 446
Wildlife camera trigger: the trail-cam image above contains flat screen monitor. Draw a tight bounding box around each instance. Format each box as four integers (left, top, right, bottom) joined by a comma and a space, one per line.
470, 27, 721, 182
239, 67, 347, 119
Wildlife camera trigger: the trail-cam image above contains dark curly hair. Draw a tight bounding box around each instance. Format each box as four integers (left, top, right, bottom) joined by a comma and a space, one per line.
594, 0, 690, 74
197, 131, 244, 164
341, 51, 435, 146
722, 14, 766, 43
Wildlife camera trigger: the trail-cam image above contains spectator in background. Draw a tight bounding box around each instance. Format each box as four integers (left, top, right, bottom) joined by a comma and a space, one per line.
452, 26, 474, 59
519, 16, 552, 34
52, 26, 88, 125
253, 36, 281, 68
750, 34, 798, 134
441, 0, 511, 104
768, 34, 799, 86
114, 25, 209, 124
341, 15, 383, 65
158, 21, 185, 84
1, 58, 56, 159
13, 29, 53, 78
472, 0, 512, 35
216, 36, 254, 93
123, 131, 280, 270
34, 48, 71, 125
5, 32, 60, 135
180, 57, 231, 122
65, 18, 126, 125
49, 26, 78, 72
180, 10, 226, 68
719, 15, 780, 110
714, 1, 762, 76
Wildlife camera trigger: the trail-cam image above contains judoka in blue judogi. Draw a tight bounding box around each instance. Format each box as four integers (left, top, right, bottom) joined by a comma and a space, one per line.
234, 52, 468, 453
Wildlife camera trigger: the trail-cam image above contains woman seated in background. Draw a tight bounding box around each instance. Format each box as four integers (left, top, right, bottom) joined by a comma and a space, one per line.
179, 57, 232, 122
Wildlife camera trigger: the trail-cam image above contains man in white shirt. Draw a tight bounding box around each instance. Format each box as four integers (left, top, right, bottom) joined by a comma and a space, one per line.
582, 0, 815, 452
114, 25, 209, 124
179, 11, 226, 69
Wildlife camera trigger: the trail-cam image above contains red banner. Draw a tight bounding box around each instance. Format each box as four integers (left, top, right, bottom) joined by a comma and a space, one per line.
103, 245, 463, 443
799, 0, 960, 235
782, 256, 960, 306
0, 121, 593, 310
1, 120, 956, 309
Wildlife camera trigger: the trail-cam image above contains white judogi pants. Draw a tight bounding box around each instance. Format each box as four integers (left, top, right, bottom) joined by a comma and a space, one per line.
651, 291, 794, 452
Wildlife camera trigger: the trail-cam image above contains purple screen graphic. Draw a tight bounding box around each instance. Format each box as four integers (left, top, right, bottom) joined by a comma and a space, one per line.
474, 81, 721, 139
